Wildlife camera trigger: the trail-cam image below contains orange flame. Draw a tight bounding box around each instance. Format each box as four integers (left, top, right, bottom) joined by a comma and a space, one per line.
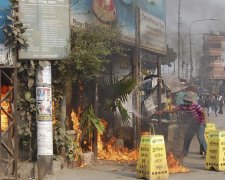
1, 86, 11, 131
71, 109, 190, 173
71, 110, 82, 143
167, 152, 190, 173
71, 110, 84, 166
97, 135, 138, 162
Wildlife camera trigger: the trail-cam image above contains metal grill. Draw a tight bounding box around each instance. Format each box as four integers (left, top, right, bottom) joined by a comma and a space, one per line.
0, 68, 18, 180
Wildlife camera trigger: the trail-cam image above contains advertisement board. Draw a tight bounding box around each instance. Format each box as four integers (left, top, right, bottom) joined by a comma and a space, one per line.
70, 0, 166, 50
19, 0, 70, 60
0, 0, 13, 65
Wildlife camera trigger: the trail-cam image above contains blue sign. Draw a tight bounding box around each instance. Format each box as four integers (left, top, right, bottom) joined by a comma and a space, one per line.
70, 0, 166, 45
0, 0, 10, 44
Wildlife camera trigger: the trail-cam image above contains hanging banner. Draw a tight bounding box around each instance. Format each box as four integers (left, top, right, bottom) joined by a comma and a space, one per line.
36, 87, 52, 121
37, 121, 53, 155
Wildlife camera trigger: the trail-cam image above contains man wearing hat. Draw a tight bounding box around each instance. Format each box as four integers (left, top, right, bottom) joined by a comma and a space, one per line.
156, 91, 207, 157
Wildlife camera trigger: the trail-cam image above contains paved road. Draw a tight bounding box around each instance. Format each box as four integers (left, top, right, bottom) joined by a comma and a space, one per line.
45, 109, 225, 180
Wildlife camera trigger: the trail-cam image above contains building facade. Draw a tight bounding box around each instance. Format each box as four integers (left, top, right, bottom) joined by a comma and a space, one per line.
200, 33, 225, 93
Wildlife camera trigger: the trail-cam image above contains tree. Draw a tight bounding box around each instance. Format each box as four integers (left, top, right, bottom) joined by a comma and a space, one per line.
161, 45, 177, 66
53, 24, 124, 128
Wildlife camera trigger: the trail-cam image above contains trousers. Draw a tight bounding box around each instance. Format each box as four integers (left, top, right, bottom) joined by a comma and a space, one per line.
183, 122, 207, 155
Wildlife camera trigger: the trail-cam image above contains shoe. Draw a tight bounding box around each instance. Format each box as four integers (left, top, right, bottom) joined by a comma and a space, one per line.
201, 155, 206, 159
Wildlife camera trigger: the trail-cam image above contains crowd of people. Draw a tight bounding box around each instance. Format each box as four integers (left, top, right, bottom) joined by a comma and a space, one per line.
198, 94, 224, 117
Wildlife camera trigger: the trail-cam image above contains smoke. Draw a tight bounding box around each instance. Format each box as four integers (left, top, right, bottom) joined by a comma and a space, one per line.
166, 0, 225, 76
167, 0, 225, 35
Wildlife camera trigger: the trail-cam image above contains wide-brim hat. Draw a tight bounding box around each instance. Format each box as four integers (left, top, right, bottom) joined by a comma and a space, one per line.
183, 92, 194, 102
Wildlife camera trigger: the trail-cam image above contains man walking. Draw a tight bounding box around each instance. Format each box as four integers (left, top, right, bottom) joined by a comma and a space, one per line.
204, 95, 212, 116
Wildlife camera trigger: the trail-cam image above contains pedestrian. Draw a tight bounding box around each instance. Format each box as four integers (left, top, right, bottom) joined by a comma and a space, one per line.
204, 95, 212, 116
218, 95, 224, 114
156, 92, 207, 157
212, 95, 219, 116
198, 95, 205, 107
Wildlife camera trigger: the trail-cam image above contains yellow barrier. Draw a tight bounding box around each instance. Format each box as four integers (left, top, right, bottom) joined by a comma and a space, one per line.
205, 123, 216, 145
137, 135, 169, 180
205, 131, 225, 171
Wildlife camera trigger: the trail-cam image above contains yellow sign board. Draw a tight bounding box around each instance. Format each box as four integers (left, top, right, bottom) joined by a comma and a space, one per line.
137, 135, 169, 180
205, 123, 216, 145
205, 131, 225, 171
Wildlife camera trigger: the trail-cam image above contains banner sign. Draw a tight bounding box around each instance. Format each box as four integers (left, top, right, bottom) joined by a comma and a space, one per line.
19, 0, 70, 60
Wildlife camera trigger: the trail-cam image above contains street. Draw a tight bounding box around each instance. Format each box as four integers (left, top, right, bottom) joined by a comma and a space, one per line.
45, 109, 225, 180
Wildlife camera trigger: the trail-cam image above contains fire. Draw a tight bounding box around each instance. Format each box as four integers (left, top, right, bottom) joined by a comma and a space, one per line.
71, 110, 82, 143
167, 152, 190, 173
1, 85, 11, 131
97, 135, 138, 162
71, 110, 84, 166
70, 109, 190, 173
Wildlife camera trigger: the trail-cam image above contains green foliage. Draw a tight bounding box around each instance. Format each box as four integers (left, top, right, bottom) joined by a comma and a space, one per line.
17, 61, 36, 139
53, 121, 78, 161
80, 106, 105, 138
4, 0, 28, 49
98, 75, 136, 125
56, 24, 124, 83
53, 121, 66, 152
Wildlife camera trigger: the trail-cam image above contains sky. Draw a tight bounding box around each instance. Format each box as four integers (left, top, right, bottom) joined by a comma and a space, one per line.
165, 0, 225, 76
167, 0, 225, 46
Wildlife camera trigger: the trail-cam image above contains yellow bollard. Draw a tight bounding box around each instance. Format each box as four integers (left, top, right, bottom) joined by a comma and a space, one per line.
205, 131, 225, 171
137, 135, 169, 180
205, 123, 216, 145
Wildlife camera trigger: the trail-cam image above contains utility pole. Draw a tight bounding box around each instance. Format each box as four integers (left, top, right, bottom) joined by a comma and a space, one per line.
157, 56, 162, 133
178, 0, 182, 79
133, 6, 141, 148
36, 61, 53, 180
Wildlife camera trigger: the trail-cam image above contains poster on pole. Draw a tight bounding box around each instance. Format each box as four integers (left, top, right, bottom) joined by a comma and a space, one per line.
19, 0, 70, 60
36, 87, 52, 121
37, 121, 53, 155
